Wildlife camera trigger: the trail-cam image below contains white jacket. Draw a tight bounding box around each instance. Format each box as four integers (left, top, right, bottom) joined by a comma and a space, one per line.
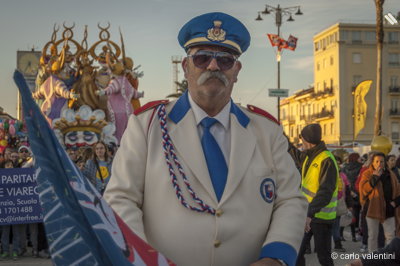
104, 93, 307, 266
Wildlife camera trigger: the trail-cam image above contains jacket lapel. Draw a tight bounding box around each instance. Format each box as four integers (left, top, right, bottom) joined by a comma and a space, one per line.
219, 113, 256, 205
168, 107, 218, 203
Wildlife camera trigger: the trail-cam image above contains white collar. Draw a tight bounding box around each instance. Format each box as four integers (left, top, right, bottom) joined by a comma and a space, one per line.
188, 92, 231, 130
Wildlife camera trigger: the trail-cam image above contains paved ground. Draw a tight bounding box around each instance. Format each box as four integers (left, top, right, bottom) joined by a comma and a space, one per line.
304, 227, 363, 266
0, 227, 381, 266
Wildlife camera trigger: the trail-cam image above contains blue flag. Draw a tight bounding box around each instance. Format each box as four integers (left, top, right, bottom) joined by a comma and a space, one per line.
13, 71, 173, 266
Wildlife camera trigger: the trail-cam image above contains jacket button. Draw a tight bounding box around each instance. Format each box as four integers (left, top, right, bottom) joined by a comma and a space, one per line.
214, 240, 221, 248
216, 209, 223, 217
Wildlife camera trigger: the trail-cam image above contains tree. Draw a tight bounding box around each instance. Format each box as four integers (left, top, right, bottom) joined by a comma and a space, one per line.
166, 79, 188, 99
374, 0, 384, 136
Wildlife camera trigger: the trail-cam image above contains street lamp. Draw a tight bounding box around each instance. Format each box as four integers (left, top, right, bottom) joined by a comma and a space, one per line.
256, 4, 303, 121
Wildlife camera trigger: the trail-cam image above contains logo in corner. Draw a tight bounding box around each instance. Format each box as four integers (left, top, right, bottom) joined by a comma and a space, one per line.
260, 178, 276, 203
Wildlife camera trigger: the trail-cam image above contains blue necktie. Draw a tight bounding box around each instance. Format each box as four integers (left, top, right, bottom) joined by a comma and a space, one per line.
200, 117, 228, 202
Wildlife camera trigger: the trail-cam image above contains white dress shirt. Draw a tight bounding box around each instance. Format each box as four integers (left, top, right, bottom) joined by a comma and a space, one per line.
188, 92, 231, 165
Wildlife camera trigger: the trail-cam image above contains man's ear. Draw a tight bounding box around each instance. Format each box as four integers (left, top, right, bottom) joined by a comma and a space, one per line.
182, 57, 188, 78
233, 61, 242, 83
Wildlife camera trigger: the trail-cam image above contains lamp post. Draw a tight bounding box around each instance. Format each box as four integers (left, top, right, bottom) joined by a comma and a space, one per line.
256, 4, 303, 121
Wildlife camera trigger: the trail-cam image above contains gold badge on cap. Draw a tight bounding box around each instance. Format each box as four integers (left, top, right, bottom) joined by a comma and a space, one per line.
207, 20, 226, 42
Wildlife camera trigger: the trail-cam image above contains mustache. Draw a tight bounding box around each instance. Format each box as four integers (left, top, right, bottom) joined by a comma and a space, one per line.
197, 71, 229, 87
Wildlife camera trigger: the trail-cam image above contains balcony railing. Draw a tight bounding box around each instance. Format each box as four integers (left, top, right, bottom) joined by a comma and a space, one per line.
288, 116, 296, 124
389, 86, 400, 94
300, 115, 312, 122
312, 109, 334, 120
313, 87, 334, 97
389, 109, 400, 116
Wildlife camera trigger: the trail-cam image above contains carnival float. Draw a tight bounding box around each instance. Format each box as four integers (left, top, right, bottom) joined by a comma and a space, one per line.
33, 23, 144, 148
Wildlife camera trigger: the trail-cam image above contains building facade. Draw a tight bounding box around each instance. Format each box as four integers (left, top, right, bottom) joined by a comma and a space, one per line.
281, 22, 400, 145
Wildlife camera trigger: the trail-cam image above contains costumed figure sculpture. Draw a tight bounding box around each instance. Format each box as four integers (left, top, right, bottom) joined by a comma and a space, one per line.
69, 26, 106, 113
94, 28, 143, 144
52, 105, 117, 149
119, 29, 144, 111
96, 56, 135, 144
89, 23, 116, 115
33, 23, 81, 125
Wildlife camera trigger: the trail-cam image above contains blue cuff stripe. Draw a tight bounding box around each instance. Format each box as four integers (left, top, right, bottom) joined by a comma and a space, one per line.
260, 242, 297, 266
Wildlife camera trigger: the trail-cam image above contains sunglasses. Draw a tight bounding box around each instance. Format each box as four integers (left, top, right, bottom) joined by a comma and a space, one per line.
19, 149, 29, 153
188, 50, 238, 71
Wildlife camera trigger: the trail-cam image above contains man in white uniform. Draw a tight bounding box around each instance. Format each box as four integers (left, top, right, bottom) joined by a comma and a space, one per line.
104, 12, 307, 266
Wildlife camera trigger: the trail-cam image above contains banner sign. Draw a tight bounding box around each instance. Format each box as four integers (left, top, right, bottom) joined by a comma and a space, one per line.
0, 168, 42, 225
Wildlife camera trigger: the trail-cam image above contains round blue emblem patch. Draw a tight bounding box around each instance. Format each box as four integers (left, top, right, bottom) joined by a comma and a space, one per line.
260, 178, 275, 203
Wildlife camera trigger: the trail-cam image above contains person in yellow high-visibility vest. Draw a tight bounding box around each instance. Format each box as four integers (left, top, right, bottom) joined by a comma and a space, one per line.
288, 123, 339, 266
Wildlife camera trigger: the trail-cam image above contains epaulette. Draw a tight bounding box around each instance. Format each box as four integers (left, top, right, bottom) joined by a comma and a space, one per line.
134, 100, 169, 115
247, 104, 280, 125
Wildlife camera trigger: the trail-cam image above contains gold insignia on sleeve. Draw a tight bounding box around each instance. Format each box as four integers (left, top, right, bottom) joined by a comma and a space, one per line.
207, 20, 226, 42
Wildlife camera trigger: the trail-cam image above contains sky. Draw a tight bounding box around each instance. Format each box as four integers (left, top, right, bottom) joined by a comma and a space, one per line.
0, 0, 399, 118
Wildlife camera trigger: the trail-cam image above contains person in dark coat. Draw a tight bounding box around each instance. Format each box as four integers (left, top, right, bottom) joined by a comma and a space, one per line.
342, 152, 363, 242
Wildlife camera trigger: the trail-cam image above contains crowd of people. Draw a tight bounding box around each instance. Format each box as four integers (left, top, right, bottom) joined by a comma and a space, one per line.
0, 141, 118, 260
289, 123, 400, 266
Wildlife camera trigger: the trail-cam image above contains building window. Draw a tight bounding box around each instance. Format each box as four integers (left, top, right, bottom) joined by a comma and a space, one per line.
331, 123, 334, 135
323, 81, 327, 90
391, 76, 398, 88
353, 75, 362, 87
317, 62, 320, 71
329, 34, 334, 44
323, 124, 327, 135
388, 32, 399, 43
352, 31, 362, 43
391, 99, 398, 112
282, 109, 286, 120
389, 53, 399, 66
314, 42, 319, 51
330, 78, 334, 89
365, 31, 375, 41
352, 53, 362, 64
392, 122, 399, 140
340, 30, 348, 41
330, 56, 334, 65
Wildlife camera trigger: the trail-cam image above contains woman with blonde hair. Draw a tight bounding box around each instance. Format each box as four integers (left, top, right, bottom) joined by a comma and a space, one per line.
359, 152, 400, 252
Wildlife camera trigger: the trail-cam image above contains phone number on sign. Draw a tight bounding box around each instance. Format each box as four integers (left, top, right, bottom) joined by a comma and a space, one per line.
0, 206, 33, 215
